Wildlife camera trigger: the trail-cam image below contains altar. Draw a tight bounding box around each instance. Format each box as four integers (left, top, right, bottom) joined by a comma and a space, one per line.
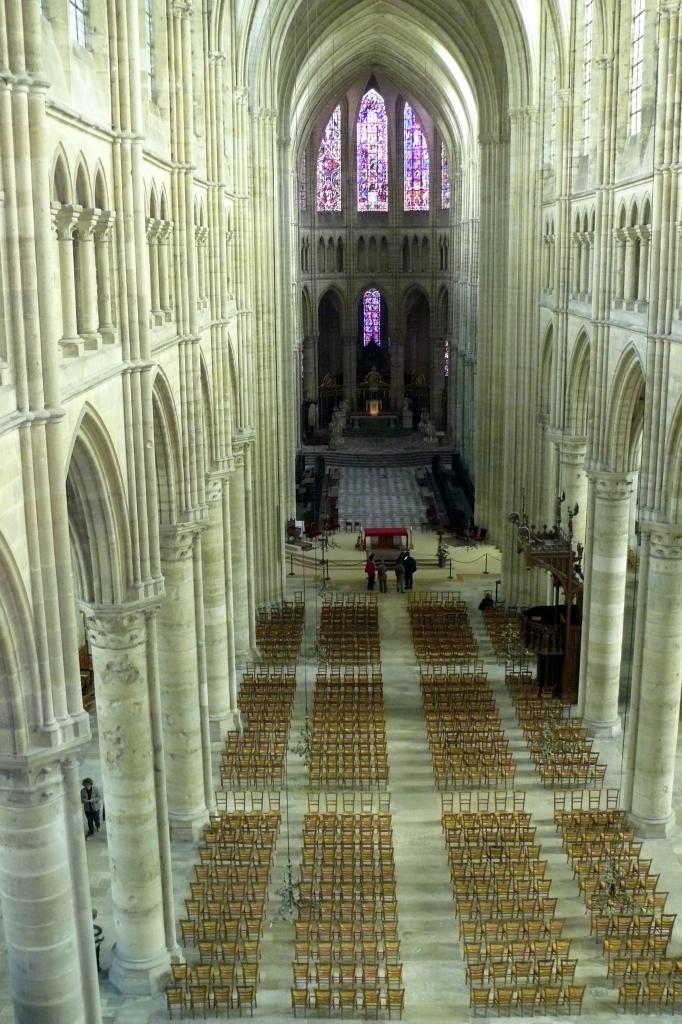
350, 413, 398, 431
362, 526, 410, 551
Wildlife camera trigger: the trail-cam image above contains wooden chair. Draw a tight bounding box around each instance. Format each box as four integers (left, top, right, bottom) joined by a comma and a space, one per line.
494, 986, 515, 1015
363, 987, 380, 1019
470, 986, 492, 1016
212, 984, 232, 1016
188, 984, 209, 1019
235, 984, 255, 1016
563, 984, 586, 1014
165, 987, 186, 1018
386, 987, 405, 1019
618, 982, 642, 1014
291, 986, 309, 1017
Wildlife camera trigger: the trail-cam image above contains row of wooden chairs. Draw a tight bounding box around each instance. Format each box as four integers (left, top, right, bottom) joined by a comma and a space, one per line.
512, 688, 607, 789
469, 984, 585, 1016
444, 808, 582, 1013
481, 607, 525, 661
292, 812, 404, 1017
442, 791, 526, 814
307, 791, 392, 814
168, 812, 279, 1018
310, 679, 389, 789
220, 673, 296, 787
423, 677, 516, 789
291, 984, 405, 1018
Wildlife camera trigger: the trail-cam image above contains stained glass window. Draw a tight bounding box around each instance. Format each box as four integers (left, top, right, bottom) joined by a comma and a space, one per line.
362, 288, 381, 347
357, 90, 388, 212
299, 152, 307, 211
441, 144, 450, 210
403, 103, 429, 211
316, 106, 342, 212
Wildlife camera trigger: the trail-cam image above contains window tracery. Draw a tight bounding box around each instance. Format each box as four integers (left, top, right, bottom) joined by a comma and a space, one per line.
362, 288, 382, 346
357, 90, 388, 212
316, 106, 342, 212
404, 103, 429, 211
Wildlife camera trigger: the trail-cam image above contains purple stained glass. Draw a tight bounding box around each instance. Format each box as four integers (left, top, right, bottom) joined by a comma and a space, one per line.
299, 152, 307, 211
316, 106, 342, 212
357, 90, 388, 212
363, 288, 381, 346
404, 103, 429, 211
441, 144, 450, 210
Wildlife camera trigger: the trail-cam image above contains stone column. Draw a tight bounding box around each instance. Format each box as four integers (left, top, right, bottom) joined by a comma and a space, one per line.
52, 203, 81, 356
243, 443, 258, 652
74, 208, 102, 349
342, 334, 356, 409
158, 223, 173, 320
623, 230, 637, 306
581, 471, 634, 734
0, 759, 100, 1024
230, 446, 251, 662
158, 527, 209, 839
629, 528, 682, 835
558, 435, 588, 547
94, 212, 115, 343
85, 606, 169, 993
146, 218, 161, 322
613, 229, 626, 304
636, 226, 650, 308
202, 476, 232, 738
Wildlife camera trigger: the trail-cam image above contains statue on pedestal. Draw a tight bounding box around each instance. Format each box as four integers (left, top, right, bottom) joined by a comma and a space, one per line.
329, 405, 345, 449
402, 397, 413, 430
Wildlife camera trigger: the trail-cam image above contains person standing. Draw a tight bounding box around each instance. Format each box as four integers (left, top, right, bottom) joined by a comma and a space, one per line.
394, 558, 405, 593
377, 559, 387, 593
92, 909, 103, 971
404, 550, 417, 590
364, 553, 376, 591
81, 777, 102, 838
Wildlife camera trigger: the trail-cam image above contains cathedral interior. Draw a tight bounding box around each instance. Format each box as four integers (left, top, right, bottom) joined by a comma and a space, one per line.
1, 0, 682, 1021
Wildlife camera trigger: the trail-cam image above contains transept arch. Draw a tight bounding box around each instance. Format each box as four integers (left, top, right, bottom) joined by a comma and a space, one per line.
0, 536, 35, 754
566, 330, 591, 435
605, 346, 646, 474
65, 405, 132, 606
662, 397, 682, 524
152, 371, 184, 526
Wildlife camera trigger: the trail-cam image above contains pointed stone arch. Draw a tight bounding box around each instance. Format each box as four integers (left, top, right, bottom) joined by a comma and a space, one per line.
51, 146, 72, 205
73, 156, 92, 208
661, 397, 682, 524
538, 321, 554, 419
566, 329, 591, 435
0, 534, 35, 754
605, 345, 646, 473
93, 163, 109, 211
152, 369, 184, 526
66, 404, 132, 606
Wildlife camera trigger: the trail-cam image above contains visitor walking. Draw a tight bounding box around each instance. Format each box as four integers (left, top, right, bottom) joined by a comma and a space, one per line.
81, 777, 102, 838
404, 551, 417, 590
92, 909, 103, 972
394, 558, 405, 593
364, 553, 376, 591
377, 559, 387, 593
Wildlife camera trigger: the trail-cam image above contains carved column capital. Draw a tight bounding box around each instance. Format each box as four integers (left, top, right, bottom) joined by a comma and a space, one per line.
643, 524, 682, 560
588, 470, 635, 502
52, 202, 77, 240
159, 526, 201, 562
75, 208, 101, 240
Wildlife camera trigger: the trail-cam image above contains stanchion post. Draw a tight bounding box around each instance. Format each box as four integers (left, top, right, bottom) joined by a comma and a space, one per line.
483, 553, 489, 575
288, 552, 295, 576
448, 557, 453, 580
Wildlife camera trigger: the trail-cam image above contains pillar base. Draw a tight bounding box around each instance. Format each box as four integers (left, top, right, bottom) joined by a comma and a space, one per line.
629, 810, 676, 838
168, 807, 209, 842
108, 945, 170, 995
209, 713, 232, 742
583, 716, 621, 738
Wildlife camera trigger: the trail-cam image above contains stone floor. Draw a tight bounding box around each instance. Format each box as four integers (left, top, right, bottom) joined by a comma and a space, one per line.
2, 543, 682, 1020
337, 466, 426, 529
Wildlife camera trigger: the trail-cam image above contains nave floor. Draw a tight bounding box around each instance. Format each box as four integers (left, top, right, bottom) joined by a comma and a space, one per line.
3, 576, 682, 1021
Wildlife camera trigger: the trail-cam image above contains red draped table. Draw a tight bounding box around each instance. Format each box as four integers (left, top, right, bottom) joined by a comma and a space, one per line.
362, 526, 410, 551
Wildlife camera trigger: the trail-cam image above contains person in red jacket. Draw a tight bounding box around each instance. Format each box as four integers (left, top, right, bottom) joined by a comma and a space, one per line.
364, 553, 376, 591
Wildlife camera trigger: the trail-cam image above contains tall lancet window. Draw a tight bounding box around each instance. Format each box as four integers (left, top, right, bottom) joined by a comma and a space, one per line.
441, 144, 450, 210
357, 90, 388, 212
403, 103, 429, 211
316, 106, 342, 212
362, 288, 382, 346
